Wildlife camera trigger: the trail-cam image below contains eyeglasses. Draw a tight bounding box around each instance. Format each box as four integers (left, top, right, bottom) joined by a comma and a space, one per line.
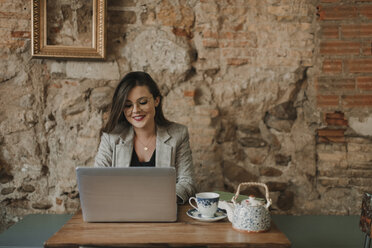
123, 97, 153, 113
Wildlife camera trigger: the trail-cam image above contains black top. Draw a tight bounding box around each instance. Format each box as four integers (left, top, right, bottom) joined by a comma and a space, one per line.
130, 149, 156, 167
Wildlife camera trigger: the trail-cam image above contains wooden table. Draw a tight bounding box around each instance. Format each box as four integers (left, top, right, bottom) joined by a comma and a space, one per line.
44, 205, 290, 248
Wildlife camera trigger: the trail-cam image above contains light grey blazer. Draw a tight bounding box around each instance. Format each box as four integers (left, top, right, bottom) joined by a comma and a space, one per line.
94, 122, 195, 204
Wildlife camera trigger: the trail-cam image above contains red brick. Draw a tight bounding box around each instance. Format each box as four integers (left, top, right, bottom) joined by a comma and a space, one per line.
316, 77, 355, 92
346, 59, 372, 73
341, 24, 372, 38
325, 118, 348, 126
325, 112, 344, 119
222, 48, 257, 57
219, 40, 257, 48
184, 90, 196, 97
325, 112, 348, 126
322, 60, 342, 73
219, 31, 256, 41
357, 77, 372, 90
0, 40, 25, 49
343, 95, 372, 106
227, 58, 250, 66
317, 95, 340, 107
317, 5, 357, 21
320, 41, 360, 55
318, 128, 346, 137
321, 0, 339, 2
203, 30, 219, 39
318, 136, 346, 143
11, 31, 30, 39
359, 6, 372, 19
0, 11, 30, 19
321, 25, 339, 39
202, 39, 219, 48
362, 41, 372, 55
172, 27, 192, 39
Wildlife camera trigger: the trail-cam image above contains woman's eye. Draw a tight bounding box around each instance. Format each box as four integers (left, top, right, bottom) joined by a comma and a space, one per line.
124, 104, 132, 108
139, 100, 148, 105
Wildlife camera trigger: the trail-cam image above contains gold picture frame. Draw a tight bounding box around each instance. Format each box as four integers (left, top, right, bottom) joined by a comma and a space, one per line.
31, 0, 106, 59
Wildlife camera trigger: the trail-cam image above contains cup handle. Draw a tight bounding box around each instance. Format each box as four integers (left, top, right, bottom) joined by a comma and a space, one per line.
189, 197, 198, 210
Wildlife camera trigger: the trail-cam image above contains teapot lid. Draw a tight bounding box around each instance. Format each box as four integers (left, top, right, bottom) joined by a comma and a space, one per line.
242, 195, 265, 206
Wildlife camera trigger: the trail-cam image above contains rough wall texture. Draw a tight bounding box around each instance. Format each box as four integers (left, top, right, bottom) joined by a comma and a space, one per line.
1, 0, 372, 232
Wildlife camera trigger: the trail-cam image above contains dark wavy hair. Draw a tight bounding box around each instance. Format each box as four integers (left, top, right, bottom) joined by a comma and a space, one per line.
102, 71, 170, 133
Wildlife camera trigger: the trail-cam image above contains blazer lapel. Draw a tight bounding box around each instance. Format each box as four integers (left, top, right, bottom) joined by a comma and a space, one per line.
156, 125, 172, 167
115, 126, 134, 167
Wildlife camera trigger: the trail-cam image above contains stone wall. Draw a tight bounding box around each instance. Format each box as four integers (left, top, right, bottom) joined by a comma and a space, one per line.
1, 0, 372, 232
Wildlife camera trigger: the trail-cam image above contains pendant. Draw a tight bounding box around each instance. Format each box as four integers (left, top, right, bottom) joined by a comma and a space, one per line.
144, 147, 148, 151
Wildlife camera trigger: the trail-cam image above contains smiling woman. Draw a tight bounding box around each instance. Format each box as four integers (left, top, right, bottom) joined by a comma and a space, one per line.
94, 72, 195, 204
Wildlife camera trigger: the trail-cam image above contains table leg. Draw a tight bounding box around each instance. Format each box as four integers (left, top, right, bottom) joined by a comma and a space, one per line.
364, 234, 371, 248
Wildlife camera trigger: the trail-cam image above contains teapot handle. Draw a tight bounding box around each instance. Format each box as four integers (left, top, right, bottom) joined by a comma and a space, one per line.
231, 182, 272, 209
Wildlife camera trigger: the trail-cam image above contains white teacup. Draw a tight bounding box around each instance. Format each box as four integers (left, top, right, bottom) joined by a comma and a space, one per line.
189, 192, 219, 218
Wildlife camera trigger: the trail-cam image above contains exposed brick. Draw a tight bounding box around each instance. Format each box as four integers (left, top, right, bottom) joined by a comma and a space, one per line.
320, 41, 360, 55
184, 90, 196, 97
318, 136, 346, 143
227, 58, 250, 66
346, 59, 372, 73
343, 95, 372, 106
325, 112, 344, 120
362, 41, 372, 55
321, 25, 339, 39
203, 30, 219, 39
325, 119, 348, 126
325, 111, 348, 126
317, 5, 357, 21
172, 27, 192, 39
219, 40, 257, 48
357, 76, 372, 90
317, 77, 355, 93
359, 5, 372, 19
322, 60, 342, 74
318, 128, 346, 137
11, 31, 30, 39
0, 11, 30, 20
0, 40, 25, 50
202, 39, 219, 48
219, 31, 257, 41
341, 24, 372, 38
222, 48, 257, 58
317, 95, 339, 107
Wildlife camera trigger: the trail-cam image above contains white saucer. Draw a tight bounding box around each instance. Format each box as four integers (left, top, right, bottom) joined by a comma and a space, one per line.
186, 208, 227, 222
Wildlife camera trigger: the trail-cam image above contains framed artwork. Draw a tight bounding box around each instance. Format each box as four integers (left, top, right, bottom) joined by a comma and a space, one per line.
31, 0, 106, 59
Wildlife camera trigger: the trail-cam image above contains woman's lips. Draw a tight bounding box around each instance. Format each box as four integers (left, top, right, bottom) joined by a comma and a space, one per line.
133, 115, 145, 121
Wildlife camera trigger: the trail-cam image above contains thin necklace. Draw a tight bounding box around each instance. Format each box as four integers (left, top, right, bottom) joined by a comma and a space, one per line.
136, 134, 155, 151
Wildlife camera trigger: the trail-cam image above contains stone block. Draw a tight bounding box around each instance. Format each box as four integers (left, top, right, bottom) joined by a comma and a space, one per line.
277, 191, 294, 210
222, 161, 257, 184
66, 62, 120, 80
275, 154, 291, 166
108, 10, 136, 24
259, 167, 283, 177
90, 86, 113, 110
266, 181, 288, 192
1, 187, 15, 195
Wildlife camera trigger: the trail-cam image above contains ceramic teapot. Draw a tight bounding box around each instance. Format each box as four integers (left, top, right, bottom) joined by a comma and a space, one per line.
219, 182, 272, 233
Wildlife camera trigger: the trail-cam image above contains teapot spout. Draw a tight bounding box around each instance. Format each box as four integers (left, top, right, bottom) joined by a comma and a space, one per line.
218, 201, 235, 223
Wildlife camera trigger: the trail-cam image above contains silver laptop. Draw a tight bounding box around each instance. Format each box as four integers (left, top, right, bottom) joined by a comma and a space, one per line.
76, 167, 177, 222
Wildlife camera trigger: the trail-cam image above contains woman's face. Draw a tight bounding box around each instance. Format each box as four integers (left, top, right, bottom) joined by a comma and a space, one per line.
123, 86, 159, 131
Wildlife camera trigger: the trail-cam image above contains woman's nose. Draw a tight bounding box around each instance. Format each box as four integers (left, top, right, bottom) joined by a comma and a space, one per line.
132, 102, 140, 113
